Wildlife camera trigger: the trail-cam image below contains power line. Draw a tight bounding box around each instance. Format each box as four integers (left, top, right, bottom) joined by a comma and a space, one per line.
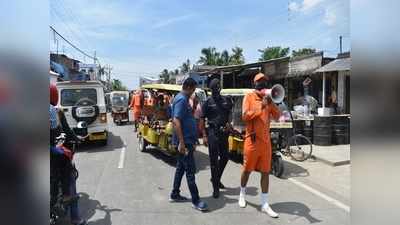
50, 25, 96, 61
54, 0, 93, 50
50, 4, 86, 52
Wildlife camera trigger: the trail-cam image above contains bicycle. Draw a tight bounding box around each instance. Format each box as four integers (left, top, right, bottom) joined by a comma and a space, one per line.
270, 104, 313, 178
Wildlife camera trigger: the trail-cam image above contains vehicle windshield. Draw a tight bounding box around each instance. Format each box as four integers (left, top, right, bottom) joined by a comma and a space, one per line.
112, 94, 128, 106
61, 88, 97, 106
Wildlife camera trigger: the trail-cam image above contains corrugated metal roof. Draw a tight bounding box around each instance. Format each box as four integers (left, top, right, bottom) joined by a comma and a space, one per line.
315, 57, 351, 73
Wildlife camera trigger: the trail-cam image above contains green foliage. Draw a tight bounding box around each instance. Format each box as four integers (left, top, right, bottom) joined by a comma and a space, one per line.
198, 47, 220, 65
218, 50, 230, 66
198, 46, 245, 66
159, 69, 170, 83
230, 46, 245, 65
180, 59, 191, 73
258, 46, 290, 61
292, 48, 316, 57
111, 79, 127, 91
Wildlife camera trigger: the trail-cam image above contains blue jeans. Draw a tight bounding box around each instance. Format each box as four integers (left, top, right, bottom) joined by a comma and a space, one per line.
171, 144, 200, 204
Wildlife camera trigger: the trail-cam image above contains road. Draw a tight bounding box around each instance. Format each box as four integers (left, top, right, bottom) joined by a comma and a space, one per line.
65, 117, 350, 225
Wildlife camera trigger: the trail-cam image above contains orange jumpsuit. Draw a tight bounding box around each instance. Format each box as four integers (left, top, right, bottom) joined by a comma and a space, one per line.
242, 91, 280, 173
130, 92, 142, 121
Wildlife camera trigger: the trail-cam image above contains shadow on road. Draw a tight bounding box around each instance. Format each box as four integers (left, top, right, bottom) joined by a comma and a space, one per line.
79, 192, 122, 225
143, 147, 210, 172
77, 132, 124, 153
270, 201, 323, 223
244, 201, 322, 223
226, 152, 310, 179
280, 160, 310, 179
203, 186, 259, 212
143, 147, 177, 166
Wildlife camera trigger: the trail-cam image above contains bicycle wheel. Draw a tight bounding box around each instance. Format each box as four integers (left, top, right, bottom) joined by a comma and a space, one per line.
287, 134, 313, 161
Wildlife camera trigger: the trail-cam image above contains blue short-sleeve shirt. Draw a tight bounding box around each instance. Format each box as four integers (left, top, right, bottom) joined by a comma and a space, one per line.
172, 92, 197, 145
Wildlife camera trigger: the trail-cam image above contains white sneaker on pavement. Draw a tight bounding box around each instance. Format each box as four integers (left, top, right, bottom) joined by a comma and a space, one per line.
261, 204, 279, 218
238, 193, 247, 208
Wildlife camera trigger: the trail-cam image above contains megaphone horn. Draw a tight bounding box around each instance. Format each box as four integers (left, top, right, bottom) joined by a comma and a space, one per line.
263, 84, 285, 103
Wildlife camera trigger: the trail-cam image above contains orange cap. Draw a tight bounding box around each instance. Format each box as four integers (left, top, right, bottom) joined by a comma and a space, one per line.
254, 72, 268, 82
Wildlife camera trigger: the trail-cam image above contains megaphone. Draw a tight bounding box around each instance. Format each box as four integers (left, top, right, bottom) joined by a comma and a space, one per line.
261, 84, 285, 103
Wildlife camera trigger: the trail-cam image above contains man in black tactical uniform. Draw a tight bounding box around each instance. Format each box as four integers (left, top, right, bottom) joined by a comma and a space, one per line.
200, 78, 233, 198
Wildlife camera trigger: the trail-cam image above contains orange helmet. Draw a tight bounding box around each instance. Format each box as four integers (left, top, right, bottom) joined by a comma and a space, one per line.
50, 83, 58, 106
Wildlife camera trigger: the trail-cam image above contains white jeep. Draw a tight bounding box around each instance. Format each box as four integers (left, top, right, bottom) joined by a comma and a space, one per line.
56, 80, 108, 145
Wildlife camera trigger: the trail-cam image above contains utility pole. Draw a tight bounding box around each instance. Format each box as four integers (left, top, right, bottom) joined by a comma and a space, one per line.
339, 36, 343, 54
94, 51, 97, 64
107, 65, 112, 91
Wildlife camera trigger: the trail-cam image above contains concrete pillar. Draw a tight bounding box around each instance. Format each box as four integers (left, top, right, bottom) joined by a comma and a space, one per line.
220, 71, 224, 89
322, 72, 326, 108
338, 71, 345, 113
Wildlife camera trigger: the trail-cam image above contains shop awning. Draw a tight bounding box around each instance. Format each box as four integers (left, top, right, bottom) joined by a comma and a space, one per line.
315, 57, 351, 73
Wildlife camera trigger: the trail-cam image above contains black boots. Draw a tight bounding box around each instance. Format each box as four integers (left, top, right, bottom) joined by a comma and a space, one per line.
212, 187, 220, 198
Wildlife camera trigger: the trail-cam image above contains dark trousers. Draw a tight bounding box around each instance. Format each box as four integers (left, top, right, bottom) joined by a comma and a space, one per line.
171, 144, 200, 204
207, 129, 229, 189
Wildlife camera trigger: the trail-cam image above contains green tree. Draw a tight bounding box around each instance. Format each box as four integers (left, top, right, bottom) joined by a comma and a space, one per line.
198, 47, 219, 65
180, 59, 191, 73
218, 50, 230, 66
292, 48, 316, 57
160, 69, 170, 83
111, 79, 127, 91
229, 46, 245, 65
258, 46, 290, 61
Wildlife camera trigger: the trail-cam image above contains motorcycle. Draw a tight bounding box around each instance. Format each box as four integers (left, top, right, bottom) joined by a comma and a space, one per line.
50, 121, 87, 225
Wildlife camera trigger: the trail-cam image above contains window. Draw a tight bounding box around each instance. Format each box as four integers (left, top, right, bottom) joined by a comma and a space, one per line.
61, 88, 97, 106
112, 94, 128, 106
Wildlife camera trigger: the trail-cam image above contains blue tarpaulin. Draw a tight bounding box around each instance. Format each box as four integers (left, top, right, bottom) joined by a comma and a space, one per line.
50, 61, 70, 80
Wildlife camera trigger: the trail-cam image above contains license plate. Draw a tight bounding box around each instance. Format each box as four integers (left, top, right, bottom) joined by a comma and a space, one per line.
89, 133, 106, 141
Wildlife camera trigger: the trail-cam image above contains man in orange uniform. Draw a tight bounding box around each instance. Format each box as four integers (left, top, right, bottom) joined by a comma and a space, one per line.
129, 90, 142, 132
238, 73, 281, 218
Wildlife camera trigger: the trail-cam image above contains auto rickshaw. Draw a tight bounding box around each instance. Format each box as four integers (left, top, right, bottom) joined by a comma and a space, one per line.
110, 91, 130, 125
137, 83, 206, 155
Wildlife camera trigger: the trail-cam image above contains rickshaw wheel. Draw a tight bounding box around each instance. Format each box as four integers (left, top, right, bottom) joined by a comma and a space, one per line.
138, 135, 148, 152
272, 156, 284, 178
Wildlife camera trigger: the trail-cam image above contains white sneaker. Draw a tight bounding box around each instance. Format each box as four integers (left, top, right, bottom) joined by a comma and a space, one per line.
238, 194, 247, 208
261, 204, 279, 218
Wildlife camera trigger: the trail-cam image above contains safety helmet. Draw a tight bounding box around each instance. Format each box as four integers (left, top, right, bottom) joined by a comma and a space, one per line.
50, 83, 58, 106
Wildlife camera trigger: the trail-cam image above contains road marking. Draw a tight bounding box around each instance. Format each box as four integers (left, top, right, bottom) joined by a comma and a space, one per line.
288, 177, 350, 213
118, 142, 127, 169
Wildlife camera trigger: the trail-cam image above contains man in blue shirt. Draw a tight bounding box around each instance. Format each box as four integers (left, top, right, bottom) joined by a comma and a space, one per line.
169, 78, 208, 211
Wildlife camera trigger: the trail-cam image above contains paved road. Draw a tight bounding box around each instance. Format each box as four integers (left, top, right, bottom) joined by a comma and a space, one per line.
65, 119, 349, 225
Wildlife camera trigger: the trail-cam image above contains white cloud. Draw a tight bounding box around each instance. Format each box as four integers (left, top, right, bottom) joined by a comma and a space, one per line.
323, 8, 337, 26
151, 14, 194, 29
302, 0, 324, 12
289, 0, 325, 12
289, 2, 300, 11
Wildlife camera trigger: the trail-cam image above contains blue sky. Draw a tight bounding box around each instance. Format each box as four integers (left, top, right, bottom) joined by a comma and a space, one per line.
50, 0, 349, 89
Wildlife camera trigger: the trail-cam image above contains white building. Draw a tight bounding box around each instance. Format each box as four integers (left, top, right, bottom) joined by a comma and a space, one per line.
79, 63, 99, 80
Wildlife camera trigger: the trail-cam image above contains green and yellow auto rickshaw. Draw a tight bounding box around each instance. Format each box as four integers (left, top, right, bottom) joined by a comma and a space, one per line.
137, 83, 206, 155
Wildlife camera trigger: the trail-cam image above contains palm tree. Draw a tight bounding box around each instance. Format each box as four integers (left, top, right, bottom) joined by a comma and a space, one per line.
198, 47, 219, 65
218, 50, 230, 66
258, 46, 290, 61
180, 59, 191, 73
160, 69, 170, 83
230, 46, 245, 65
292, 48, 316, 57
